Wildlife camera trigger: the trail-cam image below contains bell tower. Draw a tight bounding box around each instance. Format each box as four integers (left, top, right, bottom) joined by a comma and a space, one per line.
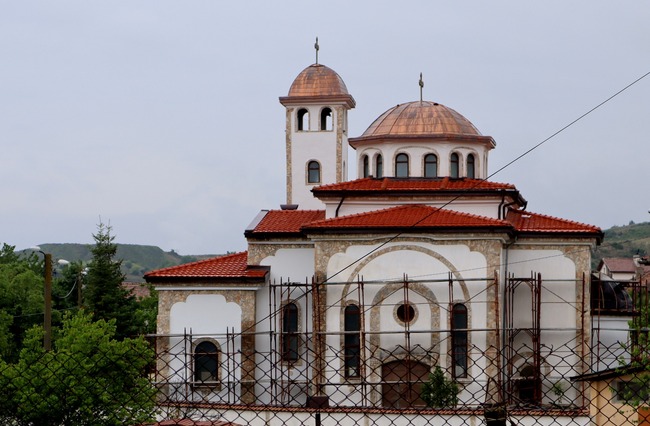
279, 58, 355, 210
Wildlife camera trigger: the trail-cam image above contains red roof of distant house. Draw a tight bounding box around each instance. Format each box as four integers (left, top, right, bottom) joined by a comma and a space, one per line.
507, 210, 602, 239
599, 257, 637, 273
122, 282, 151, 299
245, 210, 325, 237
147, 420, 240, 426
314, 177, 517, 193
144, 252, 268, 283
303, 204, 511, 233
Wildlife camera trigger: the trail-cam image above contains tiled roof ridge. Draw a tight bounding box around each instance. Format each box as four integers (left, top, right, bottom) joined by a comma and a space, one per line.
314, 177, 517, 191
508, 209, 601, 231
144, 251, 246, 277
306, 204, 510, 228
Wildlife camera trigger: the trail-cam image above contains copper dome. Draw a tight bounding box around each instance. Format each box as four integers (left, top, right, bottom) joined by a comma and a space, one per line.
359, 101, 483, 139
287, 64, 350, 97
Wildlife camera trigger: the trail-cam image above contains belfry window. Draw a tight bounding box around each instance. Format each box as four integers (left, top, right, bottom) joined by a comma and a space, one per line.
395, 153, 409, 178
194, 340, 219, 384
467, 154, 475, 178
451, 303, 468, 378
424, 154, 438, 178
282, 302, 299, 362
344, 304, 361, 378
450, 153, 459, 178
362, 155, 370, 178
320, 107, 333, 131
375, 154, 383, 178
297, 108, 309, 131
307, 161, 321, 184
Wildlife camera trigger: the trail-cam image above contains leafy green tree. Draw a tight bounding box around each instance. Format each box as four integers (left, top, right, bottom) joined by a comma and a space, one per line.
0, 246, 45, 361
84, 223, 139, 338
421, 365, 459, 408
0, 311, 157, 425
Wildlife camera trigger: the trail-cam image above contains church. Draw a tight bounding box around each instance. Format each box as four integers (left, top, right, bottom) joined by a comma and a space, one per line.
145, 56, 606, 423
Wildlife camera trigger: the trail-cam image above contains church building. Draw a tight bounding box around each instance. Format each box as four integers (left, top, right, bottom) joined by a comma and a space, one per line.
145, 56, 605, 423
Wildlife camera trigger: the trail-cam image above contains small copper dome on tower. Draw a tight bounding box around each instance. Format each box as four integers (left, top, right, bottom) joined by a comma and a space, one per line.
280, 64, 355, 108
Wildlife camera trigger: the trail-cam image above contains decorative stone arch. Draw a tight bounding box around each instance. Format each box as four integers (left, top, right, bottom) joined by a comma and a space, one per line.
338, 244, 471, 404
192, 338, 222, 389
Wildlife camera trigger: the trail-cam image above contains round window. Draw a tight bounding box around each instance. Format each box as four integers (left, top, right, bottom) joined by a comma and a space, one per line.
396, 303, 415, 324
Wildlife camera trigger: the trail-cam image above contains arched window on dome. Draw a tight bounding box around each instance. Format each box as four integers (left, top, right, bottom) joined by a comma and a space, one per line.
344, 304, 361, 378
375, 154, 383, 178
424, 154, 438, 178
320, 107, 333, 131
450, 153, 460, 178
297, 108, 309, 131
451, 303, 468, 378
467, 154, 475, 178
307, 161, 321, 184
194, 340, 220, 385
362, 155, 370, 178
395, 153, 409, 178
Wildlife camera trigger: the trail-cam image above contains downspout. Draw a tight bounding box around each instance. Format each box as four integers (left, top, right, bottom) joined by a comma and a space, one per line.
335, 195, 346, 218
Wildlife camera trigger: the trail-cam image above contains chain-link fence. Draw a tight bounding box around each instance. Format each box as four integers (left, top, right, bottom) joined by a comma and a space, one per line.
0, 332, 648, 426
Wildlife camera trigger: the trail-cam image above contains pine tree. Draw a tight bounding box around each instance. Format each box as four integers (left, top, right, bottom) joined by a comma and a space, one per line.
84, 223, 137, 339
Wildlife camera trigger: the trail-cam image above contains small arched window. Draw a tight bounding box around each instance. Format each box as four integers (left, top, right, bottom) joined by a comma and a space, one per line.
451, 303, 468, 378
424, 154, 438, 178
320, 107, 332, 131
307, 161, 321, 184
395, 153, 409, 178
362, 155, 370, 178
344, 304, 361, 378
297, 108, 309, 131
450, 153, 459, 178
194, 341, 219, 383
282, 302, 299, 362
467, 154, 475, 178
375, 154, 383, 178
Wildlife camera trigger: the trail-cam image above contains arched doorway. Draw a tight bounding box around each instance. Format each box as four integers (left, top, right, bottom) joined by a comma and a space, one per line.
381, 360, 429, 408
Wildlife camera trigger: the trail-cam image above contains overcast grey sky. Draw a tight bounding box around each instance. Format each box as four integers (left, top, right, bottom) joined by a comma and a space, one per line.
1, 1, 649, 255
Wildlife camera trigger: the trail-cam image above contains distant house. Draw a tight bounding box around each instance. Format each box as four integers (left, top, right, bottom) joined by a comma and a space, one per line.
572, 364, 650, 426
598, 258, 637, 282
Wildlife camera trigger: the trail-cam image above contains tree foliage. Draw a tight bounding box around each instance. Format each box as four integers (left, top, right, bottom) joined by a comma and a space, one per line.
0, 311, 157, 425
84, 223, 140, 338
421, 366, 459, 408
0, 244, 45, 361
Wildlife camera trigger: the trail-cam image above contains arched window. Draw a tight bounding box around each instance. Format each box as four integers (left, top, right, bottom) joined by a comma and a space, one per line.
282, 302, 299, 362
451, 303, 468, 378
375, 154, 383, 178
297, 108, 309, 131
467, 154, 475, 178
362, 155, 370, 178
307, 161, 321, 184
395, 153, 409, 178
450, 153, 459, 178
344, 304, 361, 378
320, 107, 332, 131
194, 341, 219, 383
517, 364, 541, 404
424, 154, 438, 178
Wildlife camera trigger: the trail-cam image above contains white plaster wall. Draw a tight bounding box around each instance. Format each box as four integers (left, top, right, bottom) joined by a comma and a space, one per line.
323, 199, 501, 220
290, 105, 348, 210
591, 315, 632, 371
355, 140, 490, 179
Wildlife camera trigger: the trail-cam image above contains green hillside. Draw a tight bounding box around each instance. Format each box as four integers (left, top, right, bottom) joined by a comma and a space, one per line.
26, 244, 218, 282
592, 221, 650, 268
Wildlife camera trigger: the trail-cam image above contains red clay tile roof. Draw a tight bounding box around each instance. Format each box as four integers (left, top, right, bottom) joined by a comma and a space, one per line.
506, 210, 602, 238
600, 257, 637, 273
303, 204, 512, 233
144, 252, 267, 282
246, 210, 325, 237
312, 177, 517, 194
